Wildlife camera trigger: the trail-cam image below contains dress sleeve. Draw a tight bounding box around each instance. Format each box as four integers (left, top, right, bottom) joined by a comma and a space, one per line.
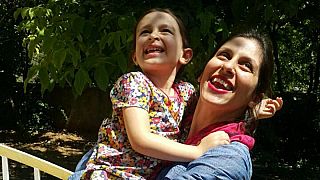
110, 72, 151, 111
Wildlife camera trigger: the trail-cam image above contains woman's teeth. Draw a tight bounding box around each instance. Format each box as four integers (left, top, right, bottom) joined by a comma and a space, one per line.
210, 78, 233, 91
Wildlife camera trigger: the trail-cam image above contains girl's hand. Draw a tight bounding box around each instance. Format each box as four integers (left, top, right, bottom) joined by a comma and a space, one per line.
197, 131, 230, 154
257, 97, 283, 119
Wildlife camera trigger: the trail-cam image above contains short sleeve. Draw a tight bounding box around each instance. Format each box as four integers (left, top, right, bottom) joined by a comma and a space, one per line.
175, 81, 196, 103
110, 72, 151, 111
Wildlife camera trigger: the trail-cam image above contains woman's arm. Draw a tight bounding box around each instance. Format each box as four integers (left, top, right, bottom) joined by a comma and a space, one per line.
157, 142, 252, 180
123, 107, 230, 162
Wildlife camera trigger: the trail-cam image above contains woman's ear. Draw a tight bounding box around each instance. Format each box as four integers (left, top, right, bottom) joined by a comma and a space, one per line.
180, 48, 193, 65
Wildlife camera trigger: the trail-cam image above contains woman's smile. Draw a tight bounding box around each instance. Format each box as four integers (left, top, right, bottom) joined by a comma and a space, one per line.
208, 75, 234, 94
200, 37, 262, 110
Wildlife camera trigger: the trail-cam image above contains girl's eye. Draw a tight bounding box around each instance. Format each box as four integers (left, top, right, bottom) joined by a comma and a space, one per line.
162, 28, 173, 34
140, 30, 150, 35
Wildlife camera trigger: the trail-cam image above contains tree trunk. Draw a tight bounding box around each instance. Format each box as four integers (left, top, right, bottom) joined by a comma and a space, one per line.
270, 24, 284, 93
312, 31, 319, 93
48, 87, 112, 136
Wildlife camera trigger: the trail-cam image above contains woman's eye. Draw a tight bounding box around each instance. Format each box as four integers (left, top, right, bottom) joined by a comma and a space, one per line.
242, 62, 253, 72
218, 52, 230, 60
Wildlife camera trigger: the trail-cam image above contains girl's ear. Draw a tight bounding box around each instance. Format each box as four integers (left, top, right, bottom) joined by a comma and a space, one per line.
197, 72, 203, 82
248, 93, 264, 108
180, 48, 193, 64
132, 52, 138, 65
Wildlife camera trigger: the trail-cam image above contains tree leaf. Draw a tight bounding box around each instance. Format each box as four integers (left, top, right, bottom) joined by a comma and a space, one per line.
118, 16, 128, 29
72, 16, 85, 35
29, 8, 35, 19
14, 8, 22, 20
27, 36, 37, 59
114, 31, 121, 51
116, 52, 127, 73
39, 66, 49, 94
53, 48, 67, 69
68, 47, 80, 67
24, 65, 40, 93
99, 32, 108, 51
74, 68, 90, 96
94, 65, 109, 91
21, 7, 29, 19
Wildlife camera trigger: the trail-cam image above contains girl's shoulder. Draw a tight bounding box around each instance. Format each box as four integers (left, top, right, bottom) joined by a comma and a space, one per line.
115, 71, 151, 84
119, 71, 147, 79
175, 81, 196, 93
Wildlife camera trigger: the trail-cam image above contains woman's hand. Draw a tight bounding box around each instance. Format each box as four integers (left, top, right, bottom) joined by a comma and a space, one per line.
256, 97, 283, 119
197, 131, 230, 154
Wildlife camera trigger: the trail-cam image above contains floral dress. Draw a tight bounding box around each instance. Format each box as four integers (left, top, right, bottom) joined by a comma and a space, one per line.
81, 72, 195, 179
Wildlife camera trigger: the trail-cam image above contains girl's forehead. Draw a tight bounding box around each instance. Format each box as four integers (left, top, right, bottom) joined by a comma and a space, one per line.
137, 12, 178, 28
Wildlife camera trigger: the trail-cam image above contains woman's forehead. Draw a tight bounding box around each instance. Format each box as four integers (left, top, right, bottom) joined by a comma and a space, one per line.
221, 37, 262, 64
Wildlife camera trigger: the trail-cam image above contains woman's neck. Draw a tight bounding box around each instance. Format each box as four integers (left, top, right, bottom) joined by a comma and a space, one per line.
188, 99, 245, 138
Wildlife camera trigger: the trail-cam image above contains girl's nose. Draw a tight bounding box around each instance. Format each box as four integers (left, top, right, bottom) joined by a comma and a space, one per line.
149, 31, 160, 40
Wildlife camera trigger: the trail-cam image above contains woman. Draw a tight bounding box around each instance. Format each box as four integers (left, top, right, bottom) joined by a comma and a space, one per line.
156, 29, 282, 179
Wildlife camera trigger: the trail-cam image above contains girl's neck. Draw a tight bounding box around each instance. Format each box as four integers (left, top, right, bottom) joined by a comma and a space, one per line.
144, 70, 177, 96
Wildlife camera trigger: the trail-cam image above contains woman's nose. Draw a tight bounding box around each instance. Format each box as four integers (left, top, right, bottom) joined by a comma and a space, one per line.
221, 61, 235, 76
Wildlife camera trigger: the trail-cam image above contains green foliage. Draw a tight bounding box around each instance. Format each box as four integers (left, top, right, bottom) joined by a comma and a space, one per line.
15, 0, 136, 96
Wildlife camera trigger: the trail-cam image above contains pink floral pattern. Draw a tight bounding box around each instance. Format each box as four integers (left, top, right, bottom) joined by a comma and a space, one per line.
82, 72, 195, 179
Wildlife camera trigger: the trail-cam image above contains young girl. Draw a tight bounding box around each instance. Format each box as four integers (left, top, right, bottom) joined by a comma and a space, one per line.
75, 9, 282, 179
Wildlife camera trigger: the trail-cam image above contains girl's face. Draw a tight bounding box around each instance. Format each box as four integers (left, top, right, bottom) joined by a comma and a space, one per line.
199, 37, 263, 114
133, 12, 188, 74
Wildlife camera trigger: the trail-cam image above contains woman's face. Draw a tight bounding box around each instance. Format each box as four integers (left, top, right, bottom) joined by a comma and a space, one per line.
199, 37, 263, 114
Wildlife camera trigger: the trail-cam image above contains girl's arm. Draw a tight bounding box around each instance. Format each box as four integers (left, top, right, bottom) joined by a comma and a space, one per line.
257, 97, 283, 119
123, 107, 230, 162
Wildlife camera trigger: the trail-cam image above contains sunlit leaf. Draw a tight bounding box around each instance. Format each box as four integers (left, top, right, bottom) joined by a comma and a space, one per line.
21, 7, 29, 19
24, 65, 40, 93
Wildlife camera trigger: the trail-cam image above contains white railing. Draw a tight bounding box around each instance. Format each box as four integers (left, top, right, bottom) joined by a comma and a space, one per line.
0, 143, 73, 180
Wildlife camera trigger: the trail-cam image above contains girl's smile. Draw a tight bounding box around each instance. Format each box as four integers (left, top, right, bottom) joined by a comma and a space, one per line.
134, 11, 185, 74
